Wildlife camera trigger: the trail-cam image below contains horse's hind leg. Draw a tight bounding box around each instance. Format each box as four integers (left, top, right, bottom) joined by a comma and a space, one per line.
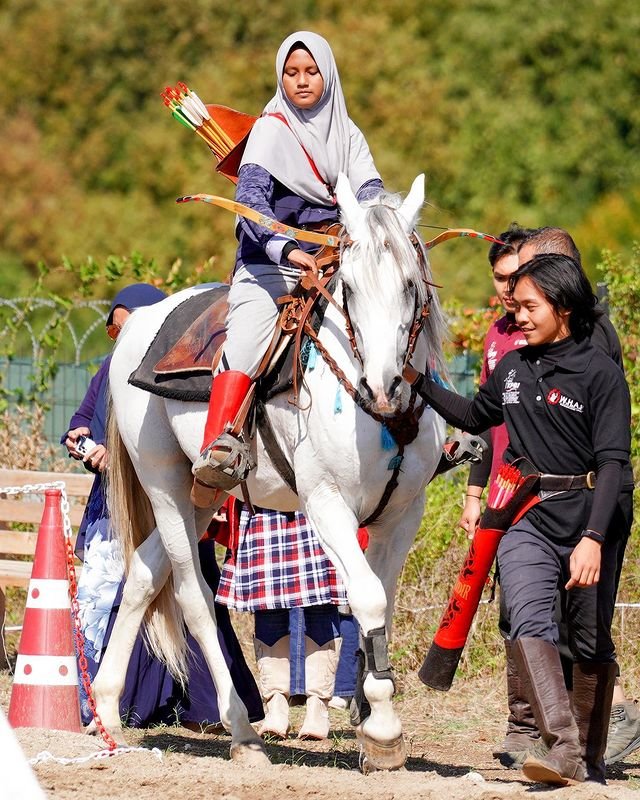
303, 488, 405, 772
88, 528, 171, 743
150, 496, 268, 765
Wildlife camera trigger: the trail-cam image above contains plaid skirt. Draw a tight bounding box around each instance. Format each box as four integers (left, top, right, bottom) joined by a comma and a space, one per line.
216, 508, 348, 612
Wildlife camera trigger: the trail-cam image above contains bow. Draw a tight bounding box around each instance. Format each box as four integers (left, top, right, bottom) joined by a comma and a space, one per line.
176, 194, 342, 247
176, 193, 503, 251
424, 228, 504, 250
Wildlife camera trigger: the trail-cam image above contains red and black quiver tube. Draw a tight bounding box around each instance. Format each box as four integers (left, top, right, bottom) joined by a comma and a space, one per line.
418, 458, 541, 691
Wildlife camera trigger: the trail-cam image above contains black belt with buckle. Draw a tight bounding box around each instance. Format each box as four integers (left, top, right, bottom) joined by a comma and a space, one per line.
538, 471, 596, 491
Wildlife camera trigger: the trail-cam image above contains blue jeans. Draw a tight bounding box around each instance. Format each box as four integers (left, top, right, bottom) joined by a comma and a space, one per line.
333, 613, 359, 698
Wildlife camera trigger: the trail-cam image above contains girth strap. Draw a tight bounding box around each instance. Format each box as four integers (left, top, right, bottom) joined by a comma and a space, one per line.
255, 399, 297, 494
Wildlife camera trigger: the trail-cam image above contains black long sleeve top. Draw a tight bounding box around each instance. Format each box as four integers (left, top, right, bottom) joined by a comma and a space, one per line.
414, 336, 631, 543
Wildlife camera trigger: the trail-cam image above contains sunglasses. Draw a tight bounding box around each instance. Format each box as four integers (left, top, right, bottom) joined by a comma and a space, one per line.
106, 323, 122, 341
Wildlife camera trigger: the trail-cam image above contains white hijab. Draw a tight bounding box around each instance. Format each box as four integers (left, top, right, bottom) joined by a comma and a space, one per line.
240, 31, 380, 206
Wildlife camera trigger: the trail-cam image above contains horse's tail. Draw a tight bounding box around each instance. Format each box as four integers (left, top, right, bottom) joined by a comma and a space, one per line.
105, 391, 190, 684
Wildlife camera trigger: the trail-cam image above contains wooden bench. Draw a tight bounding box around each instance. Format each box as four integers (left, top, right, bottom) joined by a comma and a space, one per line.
0, 468, 93, 667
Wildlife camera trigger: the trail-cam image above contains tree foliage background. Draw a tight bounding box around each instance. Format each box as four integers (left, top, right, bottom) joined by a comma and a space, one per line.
1, 0, 638, 303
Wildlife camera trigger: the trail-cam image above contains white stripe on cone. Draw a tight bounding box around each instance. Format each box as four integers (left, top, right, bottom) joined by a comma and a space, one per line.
13, 655, 79, 686
25, 579, 71, 610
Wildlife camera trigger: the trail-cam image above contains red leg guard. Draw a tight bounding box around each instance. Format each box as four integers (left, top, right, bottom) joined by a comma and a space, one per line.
201, 370, 252, 452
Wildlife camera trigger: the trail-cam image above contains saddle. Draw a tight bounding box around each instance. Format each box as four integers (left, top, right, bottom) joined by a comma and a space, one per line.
153, 225, 342, 391
129, 237, 341, 493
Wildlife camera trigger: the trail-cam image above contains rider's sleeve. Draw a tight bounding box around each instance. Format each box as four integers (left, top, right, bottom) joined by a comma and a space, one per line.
235, 163, 296, 264
412, 372, 504, 434
356, 178, 384, 203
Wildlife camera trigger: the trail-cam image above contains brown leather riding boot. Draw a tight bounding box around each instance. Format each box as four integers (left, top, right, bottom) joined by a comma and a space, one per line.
573, 661, 617, 783
493, 640, 547, 768
512, 637, 585, 786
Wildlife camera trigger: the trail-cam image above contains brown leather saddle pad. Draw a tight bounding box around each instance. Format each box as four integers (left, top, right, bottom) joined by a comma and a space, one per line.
129, 285, 227, 402
154, 289, 228, 375
128, 283, 310, 403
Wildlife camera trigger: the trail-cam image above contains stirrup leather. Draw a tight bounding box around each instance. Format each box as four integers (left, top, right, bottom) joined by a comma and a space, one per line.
192, 431, 256, 490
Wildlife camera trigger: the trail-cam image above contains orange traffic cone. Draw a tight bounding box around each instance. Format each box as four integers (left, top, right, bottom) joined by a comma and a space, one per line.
8, 489, 82, 732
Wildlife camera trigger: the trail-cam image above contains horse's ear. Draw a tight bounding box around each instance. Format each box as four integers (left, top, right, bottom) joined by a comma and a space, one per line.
398, 173, 425, 232
336, 172, 364, 233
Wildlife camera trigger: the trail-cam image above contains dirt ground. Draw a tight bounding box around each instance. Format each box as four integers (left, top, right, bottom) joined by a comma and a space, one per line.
2, 668, 639, 800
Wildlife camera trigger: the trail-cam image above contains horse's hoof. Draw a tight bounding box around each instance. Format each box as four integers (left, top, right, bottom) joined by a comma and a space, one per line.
229, 739, 271, 767
85, 721, 128, 747
356, 727, 406, 772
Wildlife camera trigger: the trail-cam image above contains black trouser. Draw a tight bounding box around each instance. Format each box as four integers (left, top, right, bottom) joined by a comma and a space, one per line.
499, 582, 574, 687
497, 519, 619, 662
498, 492, 632, 666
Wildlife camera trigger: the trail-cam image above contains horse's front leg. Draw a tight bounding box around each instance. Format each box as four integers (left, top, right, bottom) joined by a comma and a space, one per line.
365, 496, 426, 633
303, 487, 405, 772
89, 528, 171, 743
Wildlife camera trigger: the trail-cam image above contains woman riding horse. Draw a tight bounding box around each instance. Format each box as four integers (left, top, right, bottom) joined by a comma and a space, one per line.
193, 30, 383, 502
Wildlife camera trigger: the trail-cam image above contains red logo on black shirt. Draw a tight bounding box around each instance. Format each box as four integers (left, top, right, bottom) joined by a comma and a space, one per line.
547, 389, 561, 405
546, 388, 584, 413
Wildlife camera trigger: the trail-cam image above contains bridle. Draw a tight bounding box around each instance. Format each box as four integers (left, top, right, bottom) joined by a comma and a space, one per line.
338, 231, 436, 373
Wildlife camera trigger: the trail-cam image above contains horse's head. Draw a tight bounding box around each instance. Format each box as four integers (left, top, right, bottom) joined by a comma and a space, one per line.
336, 173, 445, 416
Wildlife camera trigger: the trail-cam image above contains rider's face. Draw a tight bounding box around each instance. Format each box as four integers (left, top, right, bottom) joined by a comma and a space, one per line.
282, 48, 324, 110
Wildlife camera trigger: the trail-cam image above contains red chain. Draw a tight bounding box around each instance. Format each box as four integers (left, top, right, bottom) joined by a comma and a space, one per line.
65, 536, 119, 751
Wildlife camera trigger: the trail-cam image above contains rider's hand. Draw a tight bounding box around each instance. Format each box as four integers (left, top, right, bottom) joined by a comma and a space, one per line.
65, 427, 91, 459
459, 495, 482, 539
565, 537, 602, 590
287, 247, 318, 275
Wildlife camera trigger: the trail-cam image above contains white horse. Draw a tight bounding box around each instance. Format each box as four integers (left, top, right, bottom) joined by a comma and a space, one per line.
94, 173, 447, 769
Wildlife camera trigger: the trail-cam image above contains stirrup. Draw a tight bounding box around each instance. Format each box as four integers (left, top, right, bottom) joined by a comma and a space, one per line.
192, 431, 256, 491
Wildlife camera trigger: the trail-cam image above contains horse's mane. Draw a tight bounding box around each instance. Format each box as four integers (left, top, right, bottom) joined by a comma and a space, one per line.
348, 191, 449, 380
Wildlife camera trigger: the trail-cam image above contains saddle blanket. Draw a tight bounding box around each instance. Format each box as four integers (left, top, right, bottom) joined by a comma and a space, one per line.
129, 286, 226, 402
128, 284, 300, 403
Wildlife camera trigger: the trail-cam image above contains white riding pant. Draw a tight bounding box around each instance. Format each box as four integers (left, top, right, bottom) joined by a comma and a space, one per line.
219, 262, 301, 377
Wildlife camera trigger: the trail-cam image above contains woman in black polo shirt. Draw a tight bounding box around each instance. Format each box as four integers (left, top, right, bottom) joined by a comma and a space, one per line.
406, 253, 631, 787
